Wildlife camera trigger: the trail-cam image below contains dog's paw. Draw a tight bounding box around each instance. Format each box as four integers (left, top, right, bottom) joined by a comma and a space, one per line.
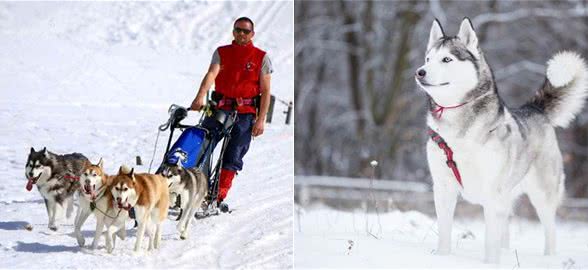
76, 236, 85, 247
180, 230, 189, 240
116, 229, 126, 240
106, 244, 113, 254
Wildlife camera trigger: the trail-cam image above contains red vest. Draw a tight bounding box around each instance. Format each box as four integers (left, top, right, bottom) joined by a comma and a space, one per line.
215, 41, 266, 114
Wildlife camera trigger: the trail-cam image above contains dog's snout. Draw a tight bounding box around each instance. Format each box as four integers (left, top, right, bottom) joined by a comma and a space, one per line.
416, 69, 426, 78
28, 172, 33, 178
116, 197, 122, 203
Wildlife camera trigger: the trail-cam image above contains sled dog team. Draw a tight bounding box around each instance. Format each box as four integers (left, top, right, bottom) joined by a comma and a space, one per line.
25, 147, 208, 253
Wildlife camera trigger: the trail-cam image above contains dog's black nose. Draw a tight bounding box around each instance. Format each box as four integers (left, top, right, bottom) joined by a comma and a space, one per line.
28, 172, 33, 177
416, 69, 426, 78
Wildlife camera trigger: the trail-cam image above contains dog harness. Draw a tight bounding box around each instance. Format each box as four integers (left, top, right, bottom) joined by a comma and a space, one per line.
63, 174, 79, 181
428, 127, 463, 187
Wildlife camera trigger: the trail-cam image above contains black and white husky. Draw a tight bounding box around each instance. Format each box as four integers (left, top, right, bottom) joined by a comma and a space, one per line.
25, 147, 90, 231
416, 18, 588, 263
160, 162, 208, 240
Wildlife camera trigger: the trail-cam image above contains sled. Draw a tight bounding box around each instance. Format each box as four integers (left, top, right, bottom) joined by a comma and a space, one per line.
157, 100, 238, 220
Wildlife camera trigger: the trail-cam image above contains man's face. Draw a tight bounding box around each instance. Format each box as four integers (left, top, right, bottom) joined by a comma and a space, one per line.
233, 20, 254, 45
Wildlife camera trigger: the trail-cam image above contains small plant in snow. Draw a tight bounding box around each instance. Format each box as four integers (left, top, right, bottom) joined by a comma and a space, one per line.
347, 240, 354, 255
562, 258, 575, 270
458, 230, 475, 240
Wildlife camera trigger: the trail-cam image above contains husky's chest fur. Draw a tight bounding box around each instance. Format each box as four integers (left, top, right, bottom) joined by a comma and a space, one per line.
426, 103, 547, 204
37, 170, 79, 204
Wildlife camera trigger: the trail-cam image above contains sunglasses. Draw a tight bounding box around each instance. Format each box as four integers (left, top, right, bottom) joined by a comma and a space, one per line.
233, 27, 252, 35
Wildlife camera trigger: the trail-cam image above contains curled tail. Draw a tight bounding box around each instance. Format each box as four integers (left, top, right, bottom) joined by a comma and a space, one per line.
119, 165, 132, 174
531, 51, 588, 128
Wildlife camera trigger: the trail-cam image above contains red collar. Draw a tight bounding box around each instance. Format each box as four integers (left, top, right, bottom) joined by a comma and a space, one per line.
430, 100, 468, 119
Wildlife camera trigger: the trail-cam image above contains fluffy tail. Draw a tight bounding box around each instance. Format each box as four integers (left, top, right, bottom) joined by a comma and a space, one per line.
532, 51, 588, 128
119, 164, 132, 174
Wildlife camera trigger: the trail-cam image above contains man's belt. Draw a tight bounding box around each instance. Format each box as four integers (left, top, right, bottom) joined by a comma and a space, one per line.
218, 97, 257, 108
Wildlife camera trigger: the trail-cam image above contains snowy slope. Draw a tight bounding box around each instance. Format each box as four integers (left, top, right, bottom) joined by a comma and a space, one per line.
295, 205, 588, 269
0, 1, 293, 269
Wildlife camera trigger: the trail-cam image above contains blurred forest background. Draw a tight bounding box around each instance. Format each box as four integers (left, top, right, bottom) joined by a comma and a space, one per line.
295, 0, 588, 198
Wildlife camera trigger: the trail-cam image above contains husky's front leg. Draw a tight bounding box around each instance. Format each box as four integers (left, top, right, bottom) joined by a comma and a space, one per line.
91, 214, 105, 250
483, 201, 509, 263
105, 226, 114, 253
116, 225, 127, 240
179, 204, 196, 240
155, 223, 163, 249
105, 224, 122, 254
501, 214, 511, 249
134, 208, 149, 252
433, 181, 457, 255
66, 196, 74, 219
177, 191, 192, 239
74, 202, 91, 247
147, 222, 156, 251
47, 199, 58, 231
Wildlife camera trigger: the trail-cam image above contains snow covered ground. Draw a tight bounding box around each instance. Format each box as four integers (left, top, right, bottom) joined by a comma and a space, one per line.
0, 1, 293, 269
295, 205, 588, 269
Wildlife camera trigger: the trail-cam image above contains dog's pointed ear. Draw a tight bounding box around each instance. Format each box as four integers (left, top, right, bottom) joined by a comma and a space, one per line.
42, 147, 49, 158
118, 166, 125, 175
97, 158, 104, 168
427, 19, 445, 52
457, 17, 479, 55
30, 147, 35, 154
129, 167, 134, 176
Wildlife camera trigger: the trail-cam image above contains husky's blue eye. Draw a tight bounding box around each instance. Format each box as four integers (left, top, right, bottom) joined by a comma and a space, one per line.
442, 57, 452, 63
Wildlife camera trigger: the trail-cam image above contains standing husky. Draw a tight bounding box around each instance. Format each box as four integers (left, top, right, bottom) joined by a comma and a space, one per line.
160, 162, 208, 240
74, 159, 128, 249
416, 18, 588, 263
110, 167, 169, 252
25, 147, 89, 231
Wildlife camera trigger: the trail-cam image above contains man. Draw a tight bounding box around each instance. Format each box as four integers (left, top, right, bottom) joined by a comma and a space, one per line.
190, 17, 273, 213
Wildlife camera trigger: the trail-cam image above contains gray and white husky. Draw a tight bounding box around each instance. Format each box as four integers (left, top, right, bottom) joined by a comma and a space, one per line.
160, 162, 208, 240
25, 147, 90, 231
416, 18, 588, 263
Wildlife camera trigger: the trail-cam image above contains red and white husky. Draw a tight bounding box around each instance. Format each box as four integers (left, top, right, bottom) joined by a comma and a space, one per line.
110, 167, 169, 252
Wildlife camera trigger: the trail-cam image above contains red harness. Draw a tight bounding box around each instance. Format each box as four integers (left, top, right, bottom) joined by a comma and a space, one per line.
63, 174, 80, 182
428, 127, 463, 187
